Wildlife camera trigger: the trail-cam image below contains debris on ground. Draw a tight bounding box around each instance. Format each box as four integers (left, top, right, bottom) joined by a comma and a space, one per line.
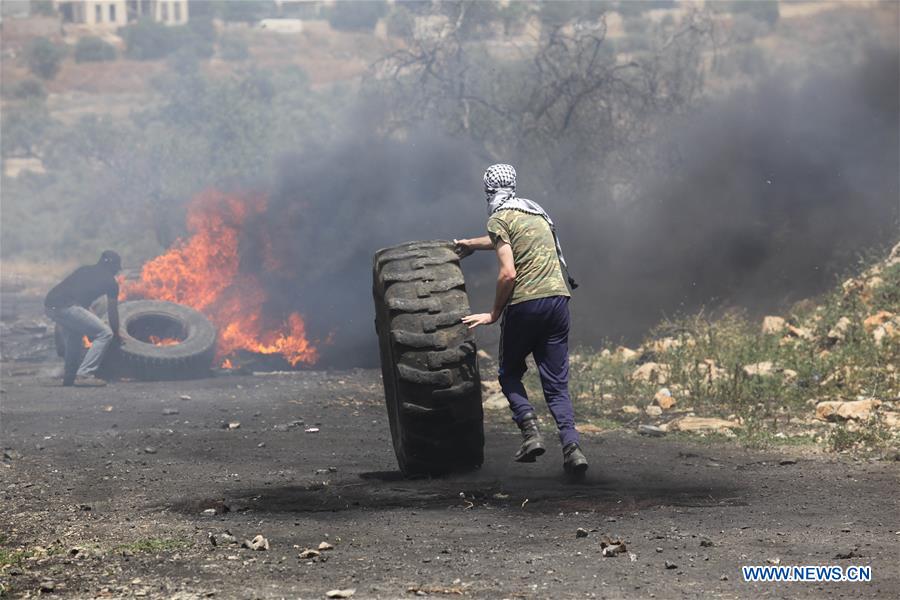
815, 398, 882, 422
663, 416, 740, 434
575, 528, 589, 538
638, 424, 666, 437
665, 560, 678, 569
242, 535, 269, 551
600, 536, 627, 557
318, 541, 334, 551
298, 549, 321, 559
325, 589, 356, 599
654, 388, 676, 410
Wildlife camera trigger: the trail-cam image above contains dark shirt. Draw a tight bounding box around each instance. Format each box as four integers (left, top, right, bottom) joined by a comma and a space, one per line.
45, 265, 118, 310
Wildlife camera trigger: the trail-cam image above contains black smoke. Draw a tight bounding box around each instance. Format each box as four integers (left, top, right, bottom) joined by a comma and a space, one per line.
242, 44, 898, 367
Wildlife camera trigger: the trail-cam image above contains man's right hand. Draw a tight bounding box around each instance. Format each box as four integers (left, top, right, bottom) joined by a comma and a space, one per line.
453, 239, 475, 259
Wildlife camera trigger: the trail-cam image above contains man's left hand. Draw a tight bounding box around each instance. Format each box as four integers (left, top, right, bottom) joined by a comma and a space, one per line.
462, 312, 497, 329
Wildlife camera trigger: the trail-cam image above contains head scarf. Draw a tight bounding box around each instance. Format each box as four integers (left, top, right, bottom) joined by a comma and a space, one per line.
483, 164, 578, 289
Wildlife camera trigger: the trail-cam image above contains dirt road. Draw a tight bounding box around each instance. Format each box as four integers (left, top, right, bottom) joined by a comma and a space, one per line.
1, 366, 898, 598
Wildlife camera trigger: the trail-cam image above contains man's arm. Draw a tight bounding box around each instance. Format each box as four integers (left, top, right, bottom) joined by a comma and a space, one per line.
453, 235, 493, 258
107, 294, 121, 338
462, 241, 516, 329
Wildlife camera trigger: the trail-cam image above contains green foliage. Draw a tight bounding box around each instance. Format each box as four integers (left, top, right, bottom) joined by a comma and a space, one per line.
219, 34, 250, 61
23, 37, 65, 80
0, 103, 54, 157
827, 417, 893, 452
6, 78, 47, 101
74, 35, 117, 62
119, 20, 213, 61
328, 0, 387, 32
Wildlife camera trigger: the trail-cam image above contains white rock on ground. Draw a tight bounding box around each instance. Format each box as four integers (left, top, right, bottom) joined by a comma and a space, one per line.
631, 362, 670, 384
814, 398, 882, 422
663, 416, 741, 434
761, 316, 786, 335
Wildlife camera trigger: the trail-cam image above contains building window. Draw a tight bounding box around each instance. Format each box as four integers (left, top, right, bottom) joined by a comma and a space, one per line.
95, 4, 103, 22
109, 3, 116, 22
161, 1, 168, 21
174, 2, 181, 22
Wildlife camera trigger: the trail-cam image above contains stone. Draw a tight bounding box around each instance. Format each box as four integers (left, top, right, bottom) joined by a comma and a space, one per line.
476, 349, 492, 360
654, 388, 676, 410
318, 541, 334, 551
615, 346, 639, 362
697, 359, 726, 384
645, 337, 681, 354
827, 317, 852, 343
631, 362, 670, 384
863, 310, 894, 333
887, 241, 900, 267
665, 560, 678, 569
881, 411, 900, 429
786, 325, 814, 341
162, 408, 180, 415
781, 369, 799, 384
326, 590, 356, 599
481, 380, 507, 410
873, 318, 899, 345
242, 535, 269, 551
645, 405, 662, 417
298, 549, 320, 559
620, 405, 640, 415
143, 447, 157, 454
576, 528, 589, 538
638, 424, 666, 437
743, 361, 774, 377
815, 399, 882, 422
761, 316, 786, 335
666, 416, 740, 433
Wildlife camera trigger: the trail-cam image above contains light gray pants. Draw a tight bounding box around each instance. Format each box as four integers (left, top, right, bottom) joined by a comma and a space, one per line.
47, 305, 113, 383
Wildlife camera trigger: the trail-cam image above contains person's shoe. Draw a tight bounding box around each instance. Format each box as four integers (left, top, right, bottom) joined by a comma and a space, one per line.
563, 442, 588, 476
67, 375, 107, 387
514, 412, 546, 463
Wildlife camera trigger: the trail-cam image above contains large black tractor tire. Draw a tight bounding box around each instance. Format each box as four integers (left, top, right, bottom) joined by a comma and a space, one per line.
373, 241, 484, 476
99, 300, 217, 381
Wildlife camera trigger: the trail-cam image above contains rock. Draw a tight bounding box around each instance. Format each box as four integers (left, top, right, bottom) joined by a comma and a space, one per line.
201, 508, 217, 516
638, 424, 666, 437
227, 422, 241, 430
654, 388, 676, 410
162, 408, 180, 415
863, 310, 894, 333
326, 590, 356, 599
631, 362, 670, 384
242, 535, 269, 551
578, 423, 606, 434
887, 241, 900, 267
615, 346, 639, 361
761, 316, 786, 334
599, 537, 627, 557
697, 359, 726, 383
210, 532, 237, 546
482, 380, 508, 410
827, 317, 852, 343
666, 416, 740, 433
664, 560, 678, 569
873, 318, 899, 345
881, 411, 900, 429
476, 349, 492, 360
700, 539, 714, 547
143, 447, 157, 454
179, 394, 192, 401
620, 405, 640, 415
815, 399, 882, 422
304, 427, 320, 433
785, 325, 814, 341
645, 337, 681, 354
781, 369, 798, 384
318, 541, 334, 551
576, 528, 589, 538
298, 549, 320, 559
645, 405, 662, 417
40, 580, 56, 593
779, 459, 797, 466
743, 361, 775, 377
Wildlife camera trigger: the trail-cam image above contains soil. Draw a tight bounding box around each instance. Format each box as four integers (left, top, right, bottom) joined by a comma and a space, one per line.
1, 361, 898, 599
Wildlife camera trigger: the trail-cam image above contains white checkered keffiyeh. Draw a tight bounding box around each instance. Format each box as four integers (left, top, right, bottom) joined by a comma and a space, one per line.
483, 163, 578, 289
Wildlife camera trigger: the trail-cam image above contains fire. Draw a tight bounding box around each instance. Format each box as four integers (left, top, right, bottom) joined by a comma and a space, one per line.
148, 335, 180, 347
121, 190, 318, 367
82, 336, 92, 349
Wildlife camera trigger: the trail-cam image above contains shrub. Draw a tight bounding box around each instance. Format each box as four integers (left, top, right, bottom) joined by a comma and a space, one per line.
219, 34, 249, 61
74, 36, 117, 62
7, 78, 47, 101
120, 20, 213, 61
328, 1, 387, 32
24, 37, 65, 80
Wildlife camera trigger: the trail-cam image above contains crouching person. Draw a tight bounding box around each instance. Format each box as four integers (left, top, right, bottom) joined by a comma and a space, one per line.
45, 250, 122, 387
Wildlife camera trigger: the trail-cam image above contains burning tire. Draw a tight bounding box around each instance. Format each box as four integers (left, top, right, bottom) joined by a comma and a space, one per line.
373, 241, 484, 476
100, 300, 217, 381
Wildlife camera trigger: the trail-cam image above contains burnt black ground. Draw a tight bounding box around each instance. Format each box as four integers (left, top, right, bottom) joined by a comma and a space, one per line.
1, 365, 898, 599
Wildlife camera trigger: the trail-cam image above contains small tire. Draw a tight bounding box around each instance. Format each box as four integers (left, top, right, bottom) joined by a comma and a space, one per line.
100, 300, 217, 381
373, 241, 484, 476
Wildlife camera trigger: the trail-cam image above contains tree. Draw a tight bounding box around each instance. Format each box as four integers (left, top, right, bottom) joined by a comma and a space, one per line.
74, 36, 117, 62
328, 1, 387, 32
24, 37, 65, 80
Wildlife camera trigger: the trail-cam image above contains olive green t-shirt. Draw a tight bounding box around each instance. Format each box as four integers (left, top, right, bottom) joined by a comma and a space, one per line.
487, 209, 571, 306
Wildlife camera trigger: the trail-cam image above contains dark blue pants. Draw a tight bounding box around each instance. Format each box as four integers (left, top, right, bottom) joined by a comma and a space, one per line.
498, 295, 579, 448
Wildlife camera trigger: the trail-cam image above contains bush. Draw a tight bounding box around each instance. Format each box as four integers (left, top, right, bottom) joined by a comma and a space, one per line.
74, 36, 117, 62
219, 34, 249, 61
23, 37, 65, 80
328, 1, 387, 32
7, 78, 47, 102
120, 20, 213, 61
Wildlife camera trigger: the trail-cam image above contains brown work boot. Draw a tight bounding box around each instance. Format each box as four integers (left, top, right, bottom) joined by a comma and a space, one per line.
514, 412, 546, 463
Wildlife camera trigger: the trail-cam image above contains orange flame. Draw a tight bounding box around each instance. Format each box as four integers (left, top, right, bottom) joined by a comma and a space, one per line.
148, 335, 180, 347
121, 190, 318, 367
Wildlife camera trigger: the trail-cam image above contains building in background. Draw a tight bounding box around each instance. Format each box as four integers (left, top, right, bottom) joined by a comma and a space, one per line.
54, 0, 187, 28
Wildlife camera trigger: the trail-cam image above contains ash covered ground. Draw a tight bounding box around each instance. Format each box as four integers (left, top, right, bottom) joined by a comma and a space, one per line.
1, 322, 898, 598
